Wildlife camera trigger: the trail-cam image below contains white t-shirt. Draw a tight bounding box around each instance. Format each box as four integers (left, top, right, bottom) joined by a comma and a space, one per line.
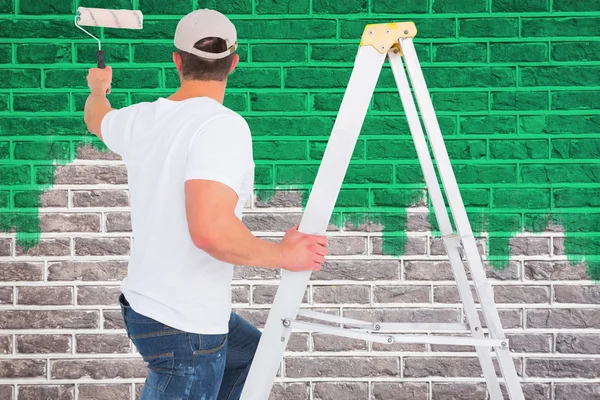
101, 97, 254, 334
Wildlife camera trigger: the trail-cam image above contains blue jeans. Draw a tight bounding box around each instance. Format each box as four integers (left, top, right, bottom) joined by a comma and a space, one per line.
119, 294, 261, 400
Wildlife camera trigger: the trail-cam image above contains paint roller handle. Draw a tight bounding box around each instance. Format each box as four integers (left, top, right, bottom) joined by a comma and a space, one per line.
96, 50, 105, 69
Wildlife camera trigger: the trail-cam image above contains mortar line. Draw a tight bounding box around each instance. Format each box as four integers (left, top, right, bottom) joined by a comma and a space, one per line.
248, 280, 587, 288
8, 91, 13, 114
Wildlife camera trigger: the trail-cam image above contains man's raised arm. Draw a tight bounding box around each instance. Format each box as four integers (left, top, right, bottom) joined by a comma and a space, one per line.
84, 67, 114, 140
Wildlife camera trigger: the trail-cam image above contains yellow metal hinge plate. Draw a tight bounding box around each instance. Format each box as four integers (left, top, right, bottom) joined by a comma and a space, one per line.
359, 22, 417, 54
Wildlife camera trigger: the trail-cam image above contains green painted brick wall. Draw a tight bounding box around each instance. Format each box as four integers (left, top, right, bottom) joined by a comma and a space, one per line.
0, 0, 599, 279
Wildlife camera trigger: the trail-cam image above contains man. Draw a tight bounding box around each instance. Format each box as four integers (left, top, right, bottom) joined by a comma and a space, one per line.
83, 9, 328, 400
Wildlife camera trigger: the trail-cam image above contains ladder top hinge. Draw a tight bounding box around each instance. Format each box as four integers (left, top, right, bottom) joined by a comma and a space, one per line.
360, 22, 417, 54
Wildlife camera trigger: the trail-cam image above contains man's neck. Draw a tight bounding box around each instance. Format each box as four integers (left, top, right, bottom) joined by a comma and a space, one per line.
168, 79, 227, 104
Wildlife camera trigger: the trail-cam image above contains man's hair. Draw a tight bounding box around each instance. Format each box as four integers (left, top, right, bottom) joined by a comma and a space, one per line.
178, 37, 235, 82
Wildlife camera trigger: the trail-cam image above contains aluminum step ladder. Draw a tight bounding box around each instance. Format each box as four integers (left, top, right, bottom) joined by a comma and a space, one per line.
240, 22, 525, 400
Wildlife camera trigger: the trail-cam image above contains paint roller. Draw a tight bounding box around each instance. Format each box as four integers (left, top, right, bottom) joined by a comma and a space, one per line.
75, 7, 143, 68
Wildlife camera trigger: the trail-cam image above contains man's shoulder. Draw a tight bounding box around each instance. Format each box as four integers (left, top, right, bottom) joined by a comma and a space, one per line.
204, 106, 249, 131
111, 101, 153, 117
208, 100, 246, 122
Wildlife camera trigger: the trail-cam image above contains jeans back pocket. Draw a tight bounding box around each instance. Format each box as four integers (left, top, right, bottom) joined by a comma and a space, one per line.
189, 333, 228, 356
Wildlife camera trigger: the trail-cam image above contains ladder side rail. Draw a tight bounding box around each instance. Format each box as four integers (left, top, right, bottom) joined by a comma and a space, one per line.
398, 38, 525, 400
240, 46, 388, 400
398, 38, 504, 337
388, 48, 503, 399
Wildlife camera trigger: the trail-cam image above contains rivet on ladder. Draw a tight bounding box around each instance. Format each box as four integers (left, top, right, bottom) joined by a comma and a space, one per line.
404, 29, 409, 34
501, 341, 508, 347
374, 324, 381, 331
387, 337, 394, 344
282, 319, 291, 327
385, 29, 390, 34
280, 337, 285, 342
380, 45, 385, 51
368, 30, 373, 35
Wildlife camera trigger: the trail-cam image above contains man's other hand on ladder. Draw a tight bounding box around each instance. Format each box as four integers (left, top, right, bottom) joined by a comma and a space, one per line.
280, 225, 328, 271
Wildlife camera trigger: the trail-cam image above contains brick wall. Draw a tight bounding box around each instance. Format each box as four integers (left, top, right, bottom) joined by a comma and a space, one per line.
1, 0, 600, 399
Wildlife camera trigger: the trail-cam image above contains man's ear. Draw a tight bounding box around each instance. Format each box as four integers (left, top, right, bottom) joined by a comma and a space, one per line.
173, 52, 182, 74
229, 54, 240, 74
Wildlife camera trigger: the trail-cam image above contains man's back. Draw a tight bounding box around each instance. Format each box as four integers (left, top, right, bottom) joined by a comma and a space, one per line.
83, 10, 327, 398
101, 96, 254, 334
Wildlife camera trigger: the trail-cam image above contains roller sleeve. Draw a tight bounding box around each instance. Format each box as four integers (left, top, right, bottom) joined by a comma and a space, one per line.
76, 7, 143, 29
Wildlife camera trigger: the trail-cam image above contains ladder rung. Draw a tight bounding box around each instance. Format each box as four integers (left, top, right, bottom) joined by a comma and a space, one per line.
287, 320, 507, 348
296, 310, 470, 332
296, 309, 372, 327
377, 323, 469, 332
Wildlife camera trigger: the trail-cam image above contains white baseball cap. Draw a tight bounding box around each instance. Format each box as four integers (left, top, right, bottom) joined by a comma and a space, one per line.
174, 9, 238, 60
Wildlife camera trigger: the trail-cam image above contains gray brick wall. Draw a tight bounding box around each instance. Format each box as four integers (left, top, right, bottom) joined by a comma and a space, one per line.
1, 147, 599, 400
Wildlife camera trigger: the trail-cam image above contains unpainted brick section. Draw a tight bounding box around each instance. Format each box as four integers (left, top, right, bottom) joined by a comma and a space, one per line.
72, 190, 129, 207
312, 382, 369, 399
312, 334, 368, 352
51, 359, 147, 380
524, 261, 591, 280
15, 238, 71, 257
74, 238, 130, 256
0, 287, 13, 304
556, 333, 600, 354
17, 286, 73, 305
285, 357, 398, 378
0, 262, 43, 281
312, 285, 370, 304
0, 335, 12, 354
554, 383, 600, 399
77, 286, 121, 306
405, 357, 486, 378
0, 359, 46, 378
48, 261, 128, 282
507, 333, 552, 353
252, 285, 308, 305
373, 339, 426, 353
0, 386, 12, 399
373, 285, 430, 303
313, 259, 400, 281
527, 309, 600, 329
17, 385, 74, 400
231, 285, 250, 304
372, 382, 429, 400
16, 334, 71, 354
286, 333, 309, 352
75, 334, 131, 354
269, 383, 309, 400
0, 310, 99, 329
431, 383, 488, 400
554, 285, 600, 304
103, 311, 125, 330
78, 384, 131, 400
526, 358, 600, 378
105, 212, 132, 232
